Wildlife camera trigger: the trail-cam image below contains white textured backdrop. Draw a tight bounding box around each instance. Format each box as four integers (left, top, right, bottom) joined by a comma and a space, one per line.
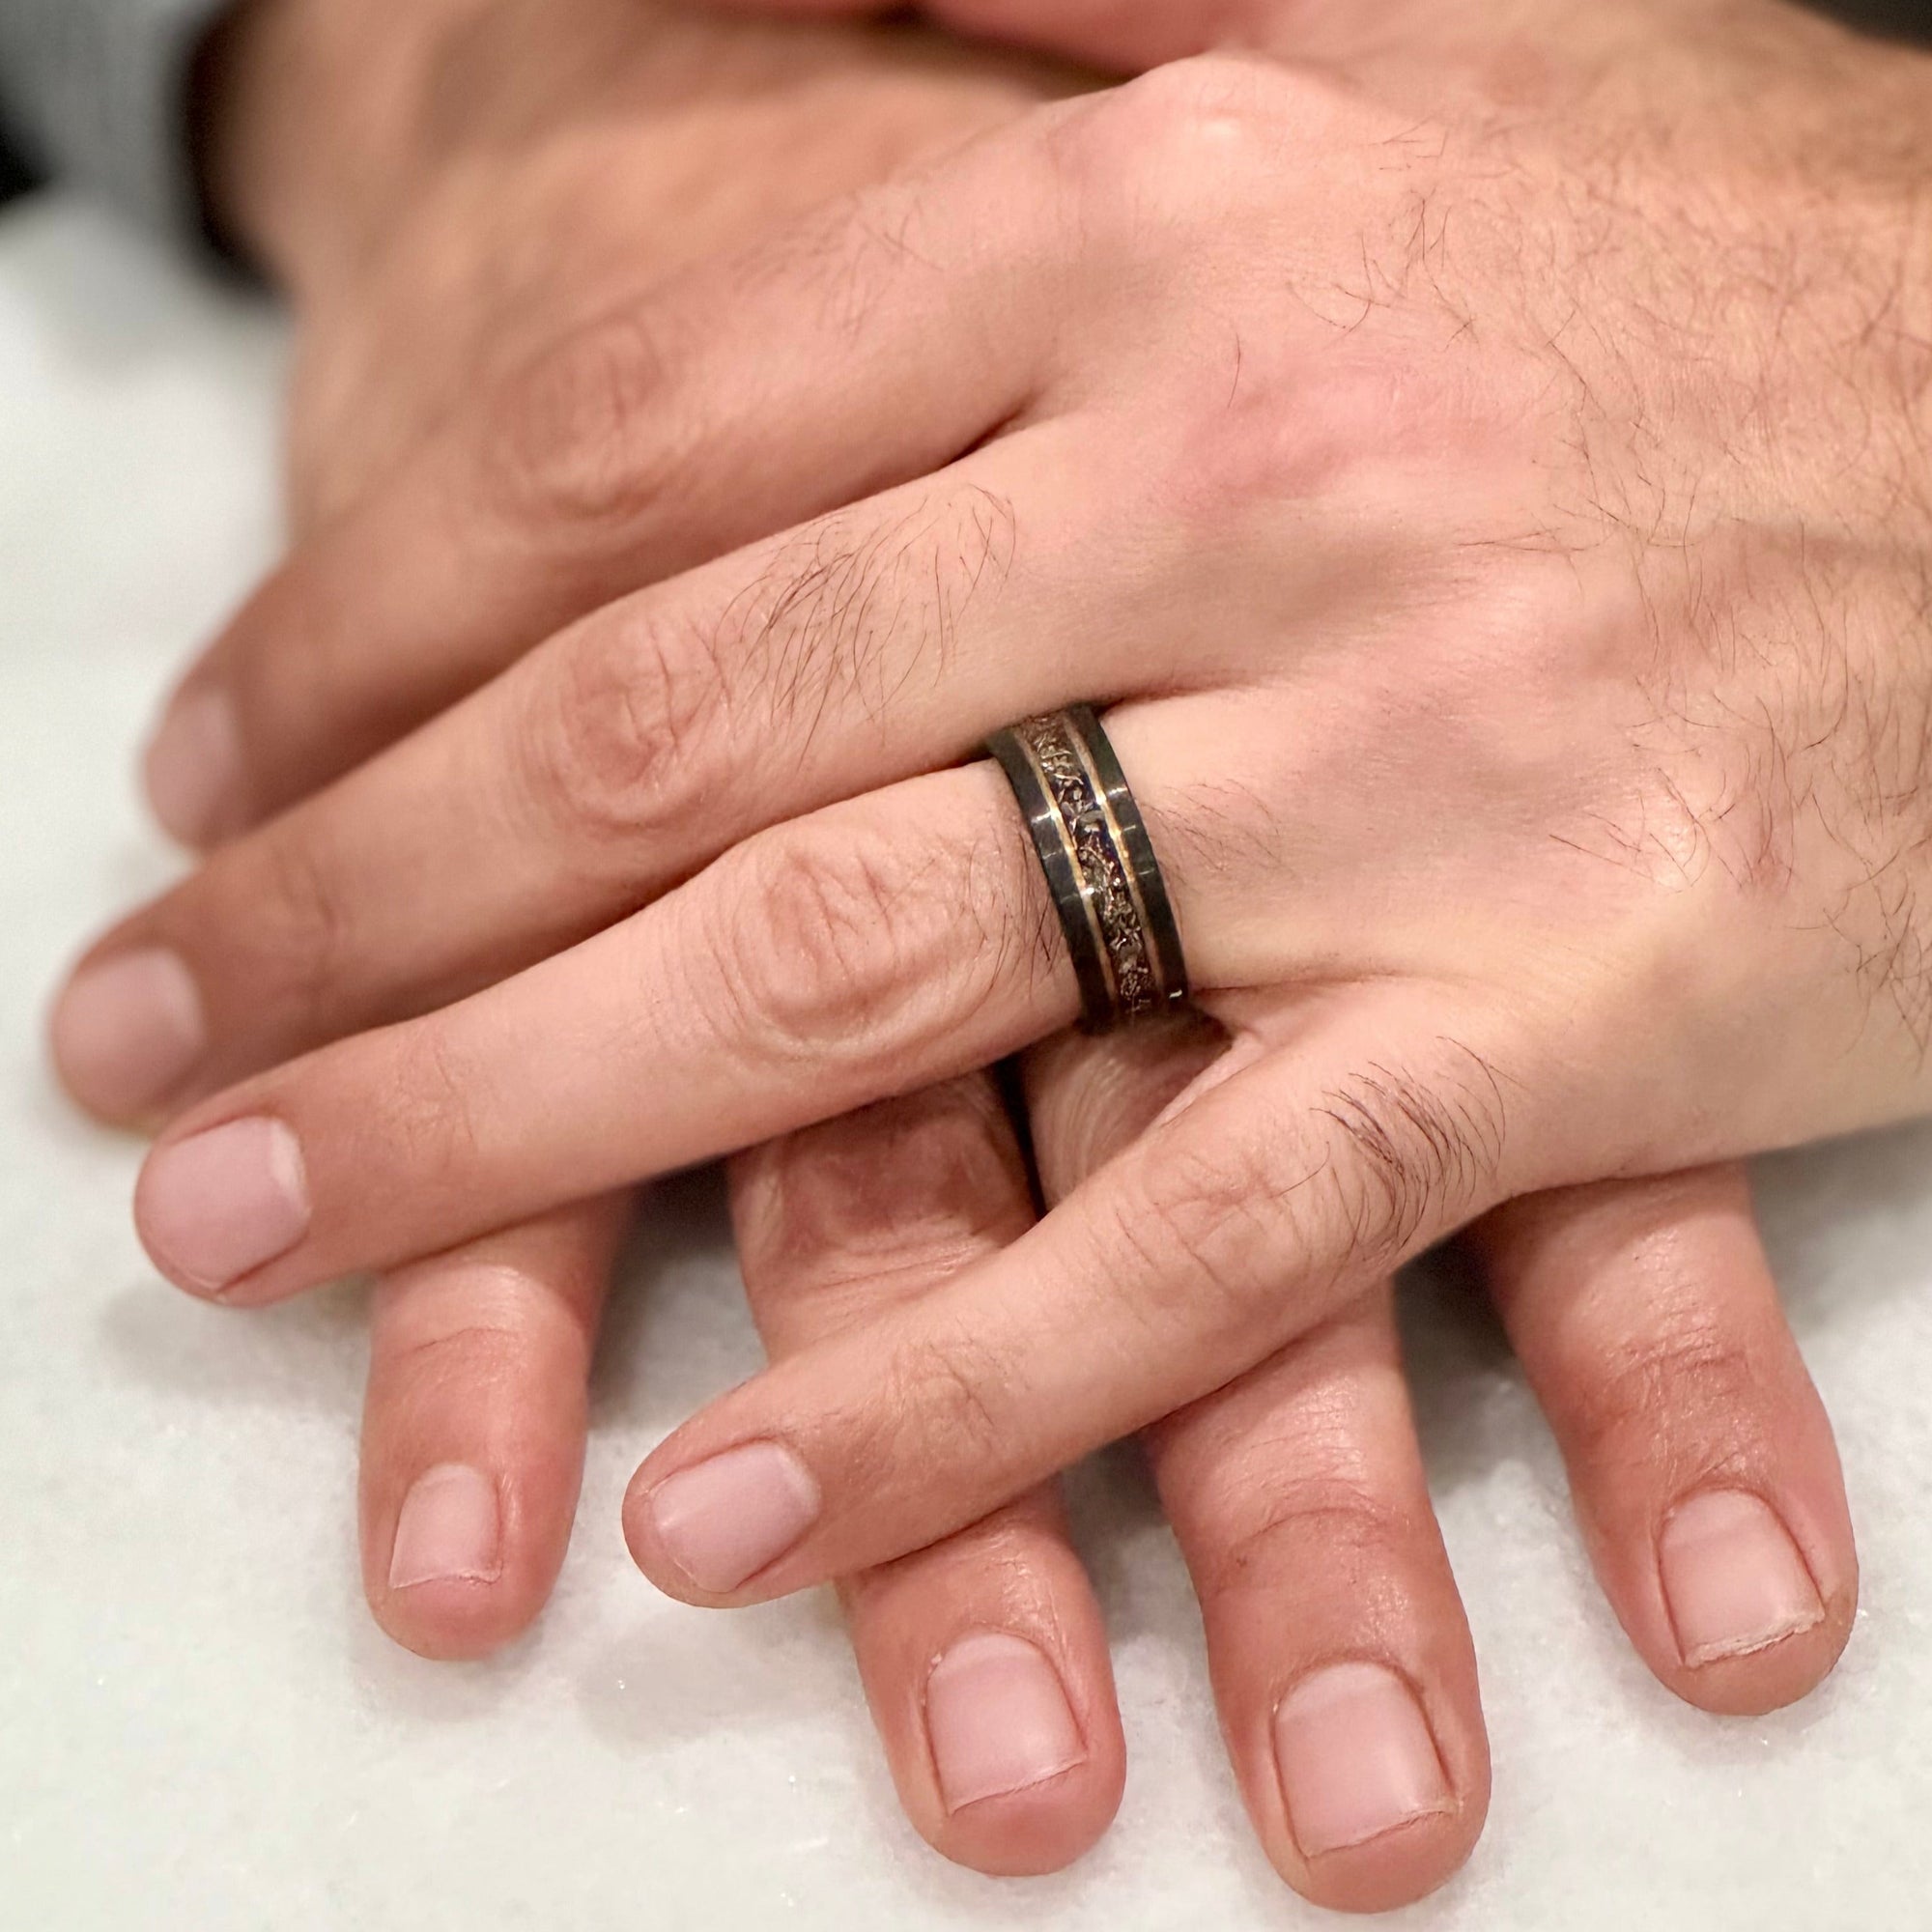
2, 192, 1928, 1932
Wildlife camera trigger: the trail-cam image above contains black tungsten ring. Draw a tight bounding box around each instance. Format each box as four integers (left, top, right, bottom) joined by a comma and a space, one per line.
987, 704, 1190, 1034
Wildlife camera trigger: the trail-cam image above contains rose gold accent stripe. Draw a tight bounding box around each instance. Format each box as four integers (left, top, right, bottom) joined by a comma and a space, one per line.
1063, 723, 1168, 1006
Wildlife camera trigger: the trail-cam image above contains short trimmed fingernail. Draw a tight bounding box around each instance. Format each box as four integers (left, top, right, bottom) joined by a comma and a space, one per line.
389, 1463, 502, 1589
646, 1441, 819, 1594
145, 686, 242, 847
136, 1116, 310, 1293
51, 948, 204, 1118
1273, 1662, 1453, 1858
1660, 1488, 1824, 1665
926, 1632, 1086, 1811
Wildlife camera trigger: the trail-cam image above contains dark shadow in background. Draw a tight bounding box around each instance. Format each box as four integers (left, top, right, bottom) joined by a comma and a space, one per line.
1825, 0, 1932, 35
0, 109, 39, 204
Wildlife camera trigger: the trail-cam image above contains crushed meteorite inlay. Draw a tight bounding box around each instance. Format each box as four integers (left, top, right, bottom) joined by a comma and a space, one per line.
988, 705, 1189, 1034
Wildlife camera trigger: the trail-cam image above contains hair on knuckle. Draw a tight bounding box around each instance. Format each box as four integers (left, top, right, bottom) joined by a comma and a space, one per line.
724, 484, 1018, 758
1315, 1044, 1508, 1268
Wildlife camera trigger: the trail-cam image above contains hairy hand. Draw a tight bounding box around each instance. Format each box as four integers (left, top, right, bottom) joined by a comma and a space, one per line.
53, 0, 1908, 1902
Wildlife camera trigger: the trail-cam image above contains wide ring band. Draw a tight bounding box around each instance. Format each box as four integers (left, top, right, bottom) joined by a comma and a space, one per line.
987, 704, 1190, 1034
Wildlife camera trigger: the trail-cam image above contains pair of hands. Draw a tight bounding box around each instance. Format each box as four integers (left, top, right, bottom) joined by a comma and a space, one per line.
53, 0, 1929, 1905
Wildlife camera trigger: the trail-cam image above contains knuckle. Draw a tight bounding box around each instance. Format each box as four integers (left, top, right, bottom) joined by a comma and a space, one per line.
487, 310, 684, 530
1188, 1468, 1417, 1601
1314, 1058, 1508, 1272
1563, 1317, 1764, 1469
518, 606, 734, 856
376, 1022, 488, 1183
377, 1294, 523, 1395
1109, 1126, 1296, 1329
1160, 352, 1417, 531
375, 1264, 591, 1390
383, 1321, 522, 1397
245, 831, 356, 1032
724, 831, 918, 1049
746, 1081, 1029, 1307
873, 1323, 1013, 1474
1065, 53, 1271, 172
1048, 53, 1354, 242
705, 819, 989, 1063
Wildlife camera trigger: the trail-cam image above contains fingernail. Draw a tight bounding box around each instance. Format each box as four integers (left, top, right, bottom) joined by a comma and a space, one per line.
925, 1631, 1086, 1811
51, 948, 204, 1118
1659, 1488, 1824, 1666
1273, 1662, 1453, 1858
136, 1116, 310, 1293
144, 686, 242, 847
646, 1441, 819, 1594
388, 1463, 503, 1589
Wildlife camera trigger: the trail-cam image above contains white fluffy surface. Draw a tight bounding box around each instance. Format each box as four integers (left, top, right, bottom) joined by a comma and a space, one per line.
3, 194, 1930, 1932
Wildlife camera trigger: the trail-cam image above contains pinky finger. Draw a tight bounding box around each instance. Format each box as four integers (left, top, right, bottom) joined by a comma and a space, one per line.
360, 1196, 627, 1660
1474, 1165, 1857, 1717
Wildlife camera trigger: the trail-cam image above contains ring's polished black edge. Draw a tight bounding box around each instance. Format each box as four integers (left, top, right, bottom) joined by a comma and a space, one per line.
987, 704, 1191, 1034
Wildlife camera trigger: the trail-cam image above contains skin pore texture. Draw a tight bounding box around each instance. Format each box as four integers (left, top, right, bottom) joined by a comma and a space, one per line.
53, 0, 1932, 1907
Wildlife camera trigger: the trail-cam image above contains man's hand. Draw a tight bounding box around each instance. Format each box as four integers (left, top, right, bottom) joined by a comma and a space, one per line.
69, 16, 1931, 1520
49, 0, 1890, 1903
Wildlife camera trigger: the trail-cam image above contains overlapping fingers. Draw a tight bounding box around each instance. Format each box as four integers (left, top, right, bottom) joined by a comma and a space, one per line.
619, 984, 1555, 1610
114, 679, 1399, 1308
57, 65, 1398, 1135
120, 754, 1073, 1304
114, 702, 1555, 1723
740, 1021, 1495, 1906
727, 1076, 1123, 1875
